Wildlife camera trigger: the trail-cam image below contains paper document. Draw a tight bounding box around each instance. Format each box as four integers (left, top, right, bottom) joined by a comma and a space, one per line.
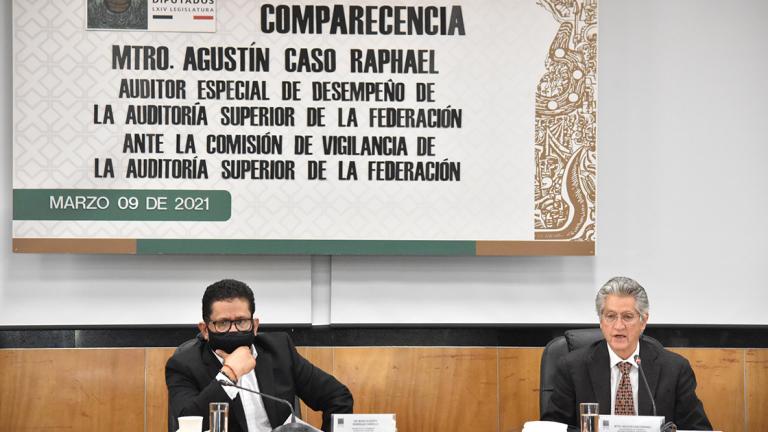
522, 420, 568, 432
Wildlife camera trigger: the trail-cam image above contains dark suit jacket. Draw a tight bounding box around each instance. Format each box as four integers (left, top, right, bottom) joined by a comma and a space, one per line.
166, 332, 353, 432
541, 338, 712, 430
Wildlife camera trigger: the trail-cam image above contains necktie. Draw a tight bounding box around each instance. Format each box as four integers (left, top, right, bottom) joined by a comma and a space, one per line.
615, 362, 636, 415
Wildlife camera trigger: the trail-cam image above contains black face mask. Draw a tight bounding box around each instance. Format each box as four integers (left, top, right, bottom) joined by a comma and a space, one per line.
207, 330, 254, 354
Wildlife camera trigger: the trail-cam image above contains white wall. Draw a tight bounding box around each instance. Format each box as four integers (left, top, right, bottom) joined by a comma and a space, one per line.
3, 0, 767, 326
332, 0, 768, 325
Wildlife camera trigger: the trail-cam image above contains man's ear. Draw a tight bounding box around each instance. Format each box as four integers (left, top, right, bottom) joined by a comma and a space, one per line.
198, 321, 208, 340
252, 318, 260, 335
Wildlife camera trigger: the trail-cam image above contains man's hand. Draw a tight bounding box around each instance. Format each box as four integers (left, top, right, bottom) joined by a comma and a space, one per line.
216, 346, 256, 379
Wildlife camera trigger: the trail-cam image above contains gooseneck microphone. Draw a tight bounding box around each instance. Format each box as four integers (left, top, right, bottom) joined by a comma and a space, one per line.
218, 380, 316, 432
633, 355, 656, 417
634, 356, 677, 432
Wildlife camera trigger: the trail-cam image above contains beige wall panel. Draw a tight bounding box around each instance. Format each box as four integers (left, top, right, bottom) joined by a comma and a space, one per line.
334, 347, 498, 432
0, 348, 145, 432
147, 348, 176, 432
297, 347, 334, 429
499, 348, 543, 432
746, 349, 768, 432
669, 348, 744, 432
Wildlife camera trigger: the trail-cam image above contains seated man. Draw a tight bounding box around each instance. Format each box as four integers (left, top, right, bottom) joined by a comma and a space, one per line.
541, 276, 712, 430
166, 279, 353, 432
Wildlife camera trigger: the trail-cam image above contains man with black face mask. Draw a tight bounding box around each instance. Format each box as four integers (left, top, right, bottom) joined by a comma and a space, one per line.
165, 279, 353, 432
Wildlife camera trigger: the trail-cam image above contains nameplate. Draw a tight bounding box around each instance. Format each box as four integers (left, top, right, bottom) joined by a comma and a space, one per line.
598, 415, 664, 432
331, 414, 396, 432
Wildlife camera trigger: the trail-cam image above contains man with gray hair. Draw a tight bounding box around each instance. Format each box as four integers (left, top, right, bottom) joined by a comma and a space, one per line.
541, 277, 712, 430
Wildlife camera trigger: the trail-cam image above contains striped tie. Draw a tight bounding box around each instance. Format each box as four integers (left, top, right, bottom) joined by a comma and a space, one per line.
615, 362, 636, 415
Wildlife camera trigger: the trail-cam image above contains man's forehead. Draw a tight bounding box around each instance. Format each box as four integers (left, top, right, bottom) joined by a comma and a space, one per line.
603, 295, 637, 310
210, 298, 251, 315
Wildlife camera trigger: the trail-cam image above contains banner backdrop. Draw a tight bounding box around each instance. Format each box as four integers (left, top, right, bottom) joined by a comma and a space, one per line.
12, 0, 597, 255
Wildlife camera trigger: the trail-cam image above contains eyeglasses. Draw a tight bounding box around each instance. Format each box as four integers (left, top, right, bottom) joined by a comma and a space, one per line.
207, 318, 253, 333
601, 312, 642, 326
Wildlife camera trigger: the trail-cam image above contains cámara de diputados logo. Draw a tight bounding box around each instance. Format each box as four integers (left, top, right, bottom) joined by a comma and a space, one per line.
86, 0, 217, 32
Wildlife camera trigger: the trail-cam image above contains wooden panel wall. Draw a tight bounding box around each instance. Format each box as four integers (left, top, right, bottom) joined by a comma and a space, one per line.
746, 349, 768, 432
499, 348, 543, 432
0, 347, 765, 432
0, 349, 145, 431
334, 347, 499, 431
670, 348, 745, 432
147, 348, 176, 432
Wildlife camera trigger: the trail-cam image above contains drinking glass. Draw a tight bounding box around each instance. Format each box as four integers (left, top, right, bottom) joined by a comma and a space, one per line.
579, 402, 599, 432
209, 402, 229, 432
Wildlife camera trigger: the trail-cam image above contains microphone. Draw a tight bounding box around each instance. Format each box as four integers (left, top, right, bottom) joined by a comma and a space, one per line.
634, 356, 676, 432
633, 355, 656, 417
218, 380, 315, 432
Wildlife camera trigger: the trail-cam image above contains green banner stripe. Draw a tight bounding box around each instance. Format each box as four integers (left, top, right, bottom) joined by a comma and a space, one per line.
13, 189, 230, 221
137, 239, 476, 255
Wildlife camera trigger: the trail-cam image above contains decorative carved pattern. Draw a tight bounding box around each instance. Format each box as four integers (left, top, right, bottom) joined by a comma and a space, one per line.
534, 0, 597, 241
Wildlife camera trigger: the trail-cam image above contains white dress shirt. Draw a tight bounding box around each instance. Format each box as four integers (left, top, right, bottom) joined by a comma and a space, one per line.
607, 344, 640, 415
214, 346, 273, 432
